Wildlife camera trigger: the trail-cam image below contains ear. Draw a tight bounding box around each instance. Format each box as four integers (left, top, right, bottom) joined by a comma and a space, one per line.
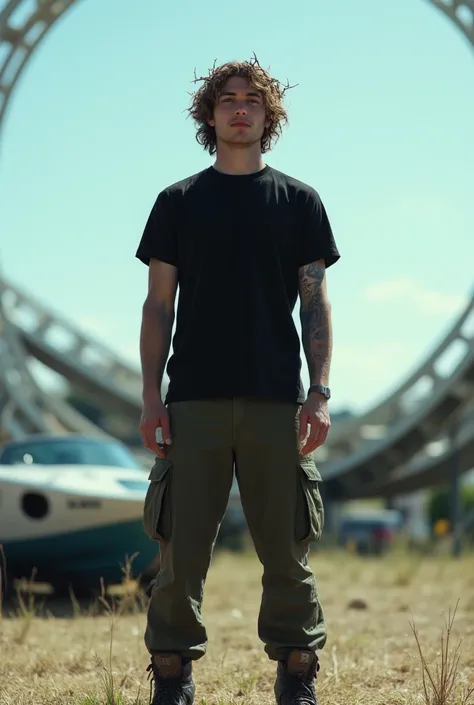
208, 118, 215, 127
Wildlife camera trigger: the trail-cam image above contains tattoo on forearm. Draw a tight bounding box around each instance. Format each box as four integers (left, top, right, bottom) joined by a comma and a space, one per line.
299, 261, 332, 386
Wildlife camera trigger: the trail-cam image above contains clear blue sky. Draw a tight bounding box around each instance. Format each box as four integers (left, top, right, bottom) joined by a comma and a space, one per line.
1, 0, 473, 413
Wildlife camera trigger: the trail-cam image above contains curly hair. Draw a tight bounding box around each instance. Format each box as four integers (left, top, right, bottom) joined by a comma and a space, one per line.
187, 55, 293, 155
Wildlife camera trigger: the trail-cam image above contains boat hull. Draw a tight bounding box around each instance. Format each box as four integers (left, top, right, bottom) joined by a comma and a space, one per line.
3, 517, 158, 588
0, 464, 159, 590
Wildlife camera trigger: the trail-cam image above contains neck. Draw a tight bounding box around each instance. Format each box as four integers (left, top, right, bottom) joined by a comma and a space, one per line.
213, 141, 265, 175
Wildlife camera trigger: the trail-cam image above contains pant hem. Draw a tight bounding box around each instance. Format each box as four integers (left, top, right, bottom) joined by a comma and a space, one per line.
264, 644, 324, 661
147, 648, 207, 662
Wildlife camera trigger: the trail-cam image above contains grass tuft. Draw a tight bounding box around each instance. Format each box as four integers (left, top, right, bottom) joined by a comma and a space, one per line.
410, 600, 474, 705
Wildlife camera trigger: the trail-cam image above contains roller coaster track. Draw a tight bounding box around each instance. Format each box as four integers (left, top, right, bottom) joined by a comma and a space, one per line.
359, 402, 474, 498
0, 272, 107, 440
321, 288, 474, 498
0, 276, 143, 419
1, 0, 474, 498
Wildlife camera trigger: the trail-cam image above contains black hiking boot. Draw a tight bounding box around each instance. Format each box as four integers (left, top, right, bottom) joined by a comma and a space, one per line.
146, 653, 195, 705
274, 650, 319, 705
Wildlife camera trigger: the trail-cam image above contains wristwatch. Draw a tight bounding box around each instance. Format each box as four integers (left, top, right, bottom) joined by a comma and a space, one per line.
308, 384, 331, 400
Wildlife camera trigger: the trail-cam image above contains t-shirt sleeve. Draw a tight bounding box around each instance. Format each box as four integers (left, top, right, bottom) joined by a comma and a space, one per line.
298, 188, 340, 269
135, 190, 178, 267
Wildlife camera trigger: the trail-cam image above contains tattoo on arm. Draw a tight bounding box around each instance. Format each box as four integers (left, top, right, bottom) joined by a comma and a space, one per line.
299, 260, 332, 387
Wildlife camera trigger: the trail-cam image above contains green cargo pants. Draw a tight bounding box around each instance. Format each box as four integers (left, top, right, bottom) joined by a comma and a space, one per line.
142, 398, 326, 661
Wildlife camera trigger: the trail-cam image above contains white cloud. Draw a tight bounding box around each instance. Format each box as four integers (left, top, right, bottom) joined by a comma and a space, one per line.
329, 339, 423, 411
333, 339, 416, 377
364, 278, 467, 316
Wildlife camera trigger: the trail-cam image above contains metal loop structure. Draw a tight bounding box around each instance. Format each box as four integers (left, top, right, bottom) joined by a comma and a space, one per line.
0, 1, 77, 134
429, 0, 474, 46
0, 269, 106, 440
0, 0, 473, 498
1, 276, 143, 417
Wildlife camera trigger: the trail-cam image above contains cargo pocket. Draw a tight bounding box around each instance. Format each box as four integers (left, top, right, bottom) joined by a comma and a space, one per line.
143, 457, 172, 542
295, 455, 324, 544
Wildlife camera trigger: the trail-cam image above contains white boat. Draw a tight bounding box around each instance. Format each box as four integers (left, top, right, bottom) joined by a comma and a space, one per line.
0, 433, 158, 596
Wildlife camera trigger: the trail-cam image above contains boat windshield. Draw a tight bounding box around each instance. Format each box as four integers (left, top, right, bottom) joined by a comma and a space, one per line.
0, 437, 142, 470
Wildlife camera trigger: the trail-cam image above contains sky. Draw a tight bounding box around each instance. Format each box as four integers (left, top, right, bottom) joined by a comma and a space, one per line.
1, 0, 473, 414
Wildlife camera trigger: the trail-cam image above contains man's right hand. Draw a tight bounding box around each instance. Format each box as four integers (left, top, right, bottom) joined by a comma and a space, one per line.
139, 397, 172, 458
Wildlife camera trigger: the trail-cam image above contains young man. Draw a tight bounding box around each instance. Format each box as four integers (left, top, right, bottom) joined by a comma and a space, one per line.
136, 56, 340, 705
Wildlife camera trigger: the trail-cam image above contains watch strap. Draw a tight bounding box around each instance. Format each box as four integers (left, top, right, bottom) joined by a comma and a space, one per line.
308, 384, 331, 400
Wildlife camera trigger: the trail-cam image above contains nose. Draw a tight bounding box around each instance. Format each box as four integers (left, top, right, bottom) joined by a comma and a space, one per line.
234, 104, 248, 115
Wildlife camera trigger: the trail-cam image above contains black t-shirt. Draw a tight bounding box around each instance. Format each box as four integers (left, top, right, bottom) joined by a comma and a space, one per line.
136, 164, 340, 405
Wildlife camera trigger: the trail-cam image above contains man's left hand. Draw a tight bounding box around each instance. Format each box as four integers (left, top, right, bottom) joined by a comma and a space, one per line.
298, 394, 331, 455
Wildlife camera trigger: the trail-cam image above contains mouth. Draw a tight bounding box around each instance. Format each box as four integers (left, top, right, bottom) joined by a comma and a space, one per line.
230, 121, 251, 127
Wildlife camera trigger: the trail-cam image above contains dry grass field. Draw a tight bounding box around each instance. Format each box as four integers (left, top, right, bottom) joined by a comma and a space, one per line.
1, 547, 474, 705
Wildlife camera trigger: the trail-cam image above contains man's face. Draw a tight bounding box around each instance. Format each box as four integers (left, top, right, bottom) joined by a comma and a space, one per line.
209, 76, 268, 149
